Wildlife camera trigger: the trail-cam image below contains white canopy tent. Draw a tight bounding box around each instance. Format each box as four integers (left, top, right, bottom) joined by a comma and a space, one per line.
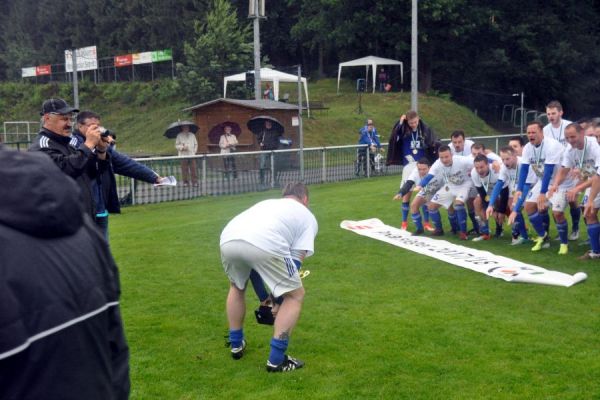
337, 55, 404, 94
223, 67, 310, 115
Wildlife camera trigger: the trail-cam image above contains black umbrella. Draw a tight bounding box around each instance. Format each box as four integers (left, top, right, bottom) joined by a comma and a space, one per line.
208, 121, 242, 144
164, 120, 198, 139
247, 115, 284, 135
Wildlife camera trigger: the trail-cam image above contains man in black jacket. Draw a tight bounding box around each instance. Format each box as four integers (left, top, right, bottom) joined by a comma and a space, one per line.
0, 148, 130, 400
29, 98, 102, 218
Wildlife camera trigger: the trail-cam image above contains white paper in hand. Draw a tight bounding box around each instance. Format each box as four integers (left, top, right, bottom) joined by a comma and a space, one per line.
154, 176, 177, 187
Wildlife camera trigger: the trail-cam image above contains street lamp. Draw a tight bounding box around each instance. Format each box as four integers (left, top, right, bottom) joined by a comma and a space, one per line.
512, 92, 524, 135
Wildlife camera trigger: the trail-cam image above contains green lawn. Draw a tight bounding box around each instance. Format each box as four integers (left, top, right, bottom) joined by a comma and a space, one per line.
110, 176, 599, 399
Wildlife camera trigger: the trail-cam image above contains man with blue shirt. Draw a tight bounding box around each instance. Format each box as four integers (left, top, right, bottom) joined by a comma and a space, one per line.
73, 111, 162, 241
355, 119, 383, 176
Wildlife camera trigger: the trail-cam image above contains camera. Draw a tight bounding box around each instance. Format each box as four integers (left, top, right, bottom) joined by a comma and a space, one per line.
98, 126, 115, 138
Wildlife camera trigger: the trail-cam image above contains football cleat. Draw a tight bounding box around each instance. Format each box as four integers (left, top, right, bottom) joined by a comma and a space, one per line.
266, 355, 305, 372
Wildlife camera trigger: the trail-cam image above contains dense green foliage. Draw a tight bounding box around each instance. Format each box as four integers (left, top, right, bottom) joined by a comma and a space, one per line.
0, 79, 499, 156
110, 176, 600, 399
2, 1, 600, 117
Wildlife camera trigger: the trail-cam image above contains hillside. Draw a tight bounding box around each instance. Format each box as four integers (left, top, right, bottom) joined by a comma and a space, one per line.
0, 79, 501, 156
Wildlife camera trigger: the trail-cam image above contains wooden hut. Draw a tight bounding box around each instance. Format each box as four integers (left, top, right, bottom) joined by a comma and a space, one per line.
183, 98, 301, 154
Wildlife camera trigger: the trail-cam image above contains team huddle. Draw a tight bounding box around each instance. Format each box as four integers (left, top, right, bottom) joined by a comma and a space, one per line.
391, 101, 600, 259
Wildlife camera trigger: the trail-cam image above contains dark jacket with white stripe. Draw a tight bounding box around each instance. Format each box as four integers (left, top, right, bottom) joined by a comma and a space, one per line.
0, 148, 130, 400
29, 128, 101, 217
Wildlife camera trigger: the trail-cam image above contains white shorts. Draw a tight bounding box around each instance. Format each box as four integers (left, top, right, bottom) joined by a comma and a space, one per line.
468, 185, 478, 199
220, 240, 302, 298
550, 189, 568, 212
401, 161, 417, 186
430, 184, 470, 209
581, 188, 600, 209
525, 181, 550, 207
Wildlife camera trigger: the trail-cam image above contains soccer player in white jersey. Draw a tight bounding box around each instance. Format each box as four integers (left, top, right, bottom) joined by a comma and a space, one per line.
543, 100, 581, 240
548, 123, 600, 257
486, 146, 530, 245
468, 143, 502, 236
508, 136, 525, 157
583, 150, 600, 259
416, 145, 474, 239
449, 130, 475, 156
508, 121, 563, 252
470, 154, 505, 241
220, 182, 318, 372
393, 157, 439, 232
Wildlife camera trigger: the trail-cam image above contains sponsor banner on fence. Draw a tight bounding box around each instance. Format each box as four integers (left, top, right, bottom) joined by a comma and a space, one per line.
341, 218, 587, 287
151, 49, 172, 62
36, 65, 51, 75
133, 51, 153, 65
65, 46, 98, 72
114, 54, 133, 67
21, 67, 36, 78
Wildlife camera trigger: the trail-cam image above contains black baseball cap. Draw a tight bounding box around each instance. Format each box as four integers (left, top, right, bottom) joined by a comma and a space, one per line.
40, 98, 79, 116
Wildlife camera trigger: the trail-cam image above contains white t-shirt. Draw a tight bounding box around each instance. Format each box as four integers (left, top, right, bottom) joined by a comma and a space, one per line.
220, 198, 318, 258
498, 156, 525, 192
561, 137, 600, 180
543, 119, 572, 147
429, 155, 474, 187
521, 137, 563, 184
471, 166, 504, 193
449, 139, 475, 156
408, 165, 443, 196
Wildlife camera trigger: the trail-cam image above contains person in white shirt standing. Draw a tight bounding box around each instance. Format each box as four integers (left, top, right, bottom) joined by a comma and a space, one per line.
543, 100, 581, 240
220, 182, 318, 373
175, 125, 198, 186
548, 123, 600, 257
219, 124, 239, 179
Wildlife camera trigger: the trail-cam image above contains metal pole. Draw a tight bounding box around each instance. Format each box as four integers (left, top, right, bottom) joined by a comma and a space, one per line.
520, 91, 524, 134
253, 1, 261, 100
411, 0, 418, 112
72, 49, 79, 109
297, 65, 304, 181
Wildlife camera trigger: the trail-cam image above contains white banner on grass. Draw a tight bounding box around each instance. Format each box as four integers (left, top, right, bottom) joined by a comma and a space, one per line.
341, 218, 587, 287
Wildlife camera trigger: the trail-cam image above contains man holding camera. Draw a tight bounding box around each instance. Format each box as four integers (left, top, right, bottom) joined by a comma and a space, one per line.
29, 98, 99, 218
73, 110, 162, 241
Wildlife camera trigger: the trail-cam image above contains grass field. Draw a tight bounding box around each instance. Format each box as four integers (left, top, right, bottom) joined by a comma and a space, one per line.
110, 176, 600, 399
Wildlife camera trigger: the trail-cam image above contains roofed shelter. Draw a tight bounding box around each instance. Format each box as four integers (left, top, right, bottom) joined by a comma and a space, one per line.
223, 67, 310, 116
183, 98, 300, 154
337, 55, 404, 94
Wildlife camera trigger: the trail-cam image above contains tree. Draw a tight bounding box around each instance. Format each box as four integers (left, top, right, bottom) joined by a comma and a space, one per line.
179, 0, 253, 103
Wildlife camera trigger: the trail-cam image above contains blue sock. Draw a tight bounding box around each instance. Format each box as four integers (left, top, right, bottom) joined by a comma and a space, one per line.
269, 337, 289, 366
455, 204, 468, 233
587, 223, 600, 253
495, 222, 503, 235
469, 210, 480, 233
570, 206, 581, 232
448, 212, 458, 233
411, 212, 423, 231
542, 212, 550, 233
429, 208, 442, 230
480, 221, 490, 235
557, 220, 568, 244
401, 202, 410, 222
516, 212, 528, 239
422, 205, 430, 222
229, 328, 244, 349
528, 212, 546, 237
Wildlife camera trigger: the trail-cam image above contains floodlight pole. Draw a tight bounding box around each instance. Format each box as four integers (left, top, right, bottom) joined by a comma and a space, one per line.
297, 65, 305, 181
410, 0, 418, 112
72, 49, 79, 109
251, 1, 262, 100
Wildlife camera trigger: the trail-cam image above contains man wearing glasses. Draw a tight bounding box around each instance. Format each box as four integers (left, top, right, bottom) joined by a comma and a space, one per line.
29, 98, 101, 218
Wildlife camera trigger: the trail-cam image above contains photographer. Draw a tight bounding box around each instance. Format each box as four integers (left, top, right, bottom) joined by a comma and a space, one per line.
29, 98, 99, 218
73, 111, 162, 241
